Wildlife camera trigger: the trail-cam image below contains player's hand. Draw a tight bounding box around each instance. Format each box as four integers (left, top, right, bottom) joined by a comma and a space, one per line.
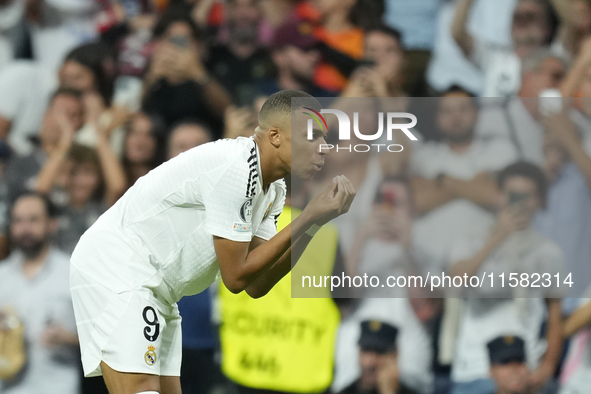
303, 175, 356, 226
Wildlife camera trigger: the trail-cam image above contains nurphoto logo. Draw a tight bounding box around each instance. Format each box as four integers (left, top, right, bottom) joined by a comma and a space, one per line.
304, 108, 418, 153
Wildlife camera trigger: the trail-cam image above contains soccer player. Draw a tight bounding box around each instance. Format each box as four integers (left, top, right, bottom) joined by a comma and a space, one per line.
69, 89, 355, 394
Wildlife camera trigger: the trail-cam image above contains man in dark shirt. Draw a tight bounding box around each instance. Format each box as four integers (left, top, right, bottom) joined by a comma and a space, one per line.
142, 10, 232, 138
339, 320, 418, 394
207, 0, 273, 106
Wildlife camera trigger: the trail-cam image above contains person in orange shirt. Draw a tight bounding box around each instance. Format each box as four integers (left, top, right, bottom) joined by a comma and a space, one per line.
306, 0, 382, 92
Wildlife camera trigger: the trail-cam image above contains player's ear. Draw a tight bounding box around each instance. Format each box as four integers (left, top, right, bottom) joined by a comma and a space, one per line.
268, 126, 281, 149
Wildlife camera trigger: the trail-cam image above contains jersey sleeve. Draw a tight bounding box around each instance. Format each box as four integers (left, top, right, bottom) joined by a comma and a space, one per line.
254, 180, 287, 241
202, 156, 258, 242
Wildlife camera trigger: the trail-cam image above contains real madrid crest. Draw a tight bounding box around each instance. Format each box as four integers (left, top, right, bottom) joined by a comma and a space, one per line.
145, 345, 157, 365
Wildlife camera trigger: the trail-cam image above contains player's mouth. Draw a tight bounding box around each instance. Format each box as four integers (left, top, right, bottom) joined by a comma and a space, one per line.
313, 163, 323, 171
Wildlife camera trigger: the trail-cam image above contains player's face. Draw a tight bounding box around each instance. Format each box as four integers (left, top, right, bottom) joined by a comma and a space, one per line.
289, 108, 329, 180
10, 196, 52, 258
490, 362, 530, 394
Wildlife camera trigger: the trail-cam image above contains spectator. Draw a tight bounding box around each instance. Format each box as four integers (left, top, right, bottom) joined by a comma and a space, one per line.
346, 176, 416, 295
550, 0, 591, 62
258, 18, 334, 97
533, 112, 591, 312
4, 88, 85, 204
0, 0, 25, 71
0, 41, 118, 156
57, 42, 127, 151
562, 37, 591, 155
382, 0, 441, 96
452, 0, 555, 97
0, 60, 57, 155
410, 88, 517, 270
486, 336, 531, 394
310, 0, 366, 92
334, 296, 437, 394
448, 162, 564, 394
142, 9, 231, 136
559, 284, 591, 393
342, 25, 406, 98
337, 320, 420, 394
24, 0, 101, 72
476, 50, 567, 165
36, 138, 126, 254
207, 0, 272, 106
122, 112, 165, 188
257, 0, 305, 45
427, 0, 517, 95
0, 192, 79, 394
167, 120, 213, 160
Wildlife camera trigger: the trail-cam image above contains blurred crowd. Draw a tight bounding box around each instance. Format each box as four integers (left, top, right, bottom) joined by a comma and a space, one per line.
1, 1, 591, 394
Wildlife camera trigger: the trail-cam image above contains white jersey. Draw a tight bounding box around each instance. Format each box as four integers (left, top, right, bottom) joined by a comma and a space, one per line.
71, 137, 286, 303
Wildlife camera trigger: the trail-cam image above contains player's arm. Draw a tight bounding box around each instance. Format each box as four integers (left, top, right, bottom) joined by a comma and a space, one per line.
214, 176, 355, 296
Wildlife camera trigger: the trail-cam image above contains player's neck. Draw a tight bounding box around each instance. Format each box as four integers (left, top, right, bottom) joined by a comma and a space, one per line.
254, 135, 289, 190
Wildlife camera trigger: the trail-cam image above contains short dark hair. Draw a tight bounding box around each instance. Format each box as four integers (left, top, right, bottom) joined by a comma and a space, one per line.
168, 118, 214, 142
64, 42, 116, 106
442, 84, 477, 98
50, 87, 83, 105
498, 161, 548, 204
10, 191, 58, 220
258, 89, 321, 123
153, 7, 203, 42
366, 25, 404, 49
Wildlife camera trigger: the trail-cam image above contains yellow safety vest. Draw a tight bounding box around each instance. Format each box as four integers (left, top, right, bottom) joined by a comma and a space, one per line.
219, 206, 341, 393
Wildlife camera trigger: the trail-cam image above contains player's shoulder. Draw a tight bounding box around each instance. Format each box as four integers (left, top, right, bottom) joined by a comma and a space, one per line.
195, 136, 256, 160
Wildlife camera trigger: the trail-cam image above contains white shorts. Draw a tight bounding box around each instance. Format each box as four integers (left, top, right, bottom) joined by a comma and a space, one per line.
70, 266, 182, 377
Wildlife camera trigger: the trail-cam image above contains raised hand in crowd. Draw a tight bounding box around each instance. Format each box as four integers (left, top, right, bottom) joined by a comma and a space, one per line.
224, 105, 257, 139
543, 111, 591, 190
376, 354, 401, 394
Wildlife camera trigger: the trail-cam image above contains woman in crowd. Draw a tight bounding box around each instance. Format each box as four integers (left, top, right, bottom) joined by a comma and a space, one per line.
122, 111, 166, 188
